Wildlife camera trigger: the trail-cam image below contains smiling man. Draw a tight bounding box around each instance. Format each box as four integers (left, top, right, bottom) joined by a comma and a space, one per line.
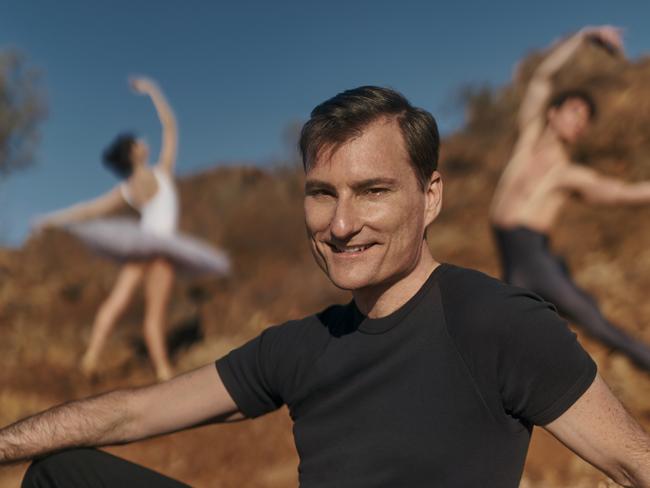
2, 86, 650, 487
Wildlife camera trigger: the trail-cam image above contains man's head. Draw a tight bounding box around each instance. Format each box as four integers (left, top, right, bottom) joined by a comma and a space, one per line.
546, 90, 596, 143
301, 86, 442, 294
102, 133, 149, 179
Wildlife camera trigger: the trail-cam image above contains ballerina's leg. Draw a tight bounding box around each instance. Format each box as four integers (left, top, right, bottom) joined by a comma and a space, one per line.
81, 262, 145, 376
143, 258, 175, 381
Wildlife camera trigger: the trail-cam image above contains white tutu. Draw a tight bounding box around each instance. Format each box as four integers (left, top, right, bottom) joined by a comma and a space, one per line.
65, 217, 230, 276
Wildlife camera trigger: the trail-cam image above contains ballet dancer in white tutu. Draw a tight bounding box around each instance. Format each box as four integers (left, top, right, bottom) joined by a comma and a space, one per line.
35, 77, 229, 381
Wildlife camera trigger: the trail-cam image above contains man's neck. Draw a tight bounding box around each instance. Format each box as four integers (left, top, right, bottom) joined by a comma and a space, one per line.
353, 248, 439, 319
537, 126, 568, 154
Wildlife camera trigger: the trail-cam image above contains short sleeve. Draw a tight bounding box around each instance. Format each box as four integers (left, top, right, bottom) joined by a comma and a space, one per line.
498, 295, 597, 426
215, 329, 284, 418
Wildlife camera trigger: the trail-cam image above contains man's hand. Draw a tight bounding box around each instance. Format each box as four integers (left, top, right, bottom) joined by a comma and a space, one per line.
581, 25, 624, 55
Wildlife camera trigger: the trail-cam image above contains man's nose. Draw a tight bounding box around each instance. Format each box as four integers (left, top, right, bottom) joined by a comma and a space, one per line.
330, 196, 362, 240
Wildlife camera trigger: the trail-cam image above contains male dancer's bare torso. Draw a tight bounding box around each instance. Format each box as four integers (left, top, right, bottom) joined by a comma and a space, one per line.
489, 26, 650, 372
490, 131, 577, 233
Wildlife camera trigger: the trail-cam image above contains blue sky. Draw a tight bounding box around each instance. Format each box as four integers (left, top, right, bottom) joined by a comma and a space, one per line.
1, 0, 649, 245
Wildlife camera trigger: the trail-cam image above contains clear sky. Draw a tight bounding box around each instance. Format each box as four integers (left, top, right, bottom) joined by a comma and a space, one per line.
1, 0, 649, 245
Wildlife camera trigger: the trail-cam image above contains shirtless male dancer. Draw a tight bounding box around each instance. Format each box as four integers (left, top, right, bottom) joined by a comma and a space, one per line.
491, 26, 650, 371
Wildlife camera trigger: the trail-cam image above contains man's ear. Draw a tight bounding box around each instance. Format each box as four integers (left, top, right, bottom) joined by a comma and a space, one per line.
424, 171, 443, 227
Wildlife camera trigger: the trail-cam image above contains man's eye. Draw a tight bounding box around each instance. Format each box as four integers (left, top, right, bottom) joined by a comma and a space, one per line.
366, 187, 388, 195
307, 189, 334, 198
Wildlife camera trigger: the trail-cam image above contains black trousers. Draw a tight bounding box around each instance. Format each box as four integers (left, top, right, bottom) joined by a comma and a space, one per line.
22, 448, 190, 488
493, 226, 650, 371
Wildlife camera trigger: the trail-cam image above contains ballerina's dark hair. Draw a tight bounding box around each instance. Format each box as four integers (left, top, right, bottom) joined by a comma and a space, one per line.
102, 132, 137, 179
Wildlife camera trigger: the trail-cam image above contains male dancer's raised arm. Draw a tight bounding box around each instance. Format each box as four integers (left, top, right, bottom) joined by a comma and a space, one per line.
0, 364, 238, 464
516, 26, 622, 144
507, 23, 650, 211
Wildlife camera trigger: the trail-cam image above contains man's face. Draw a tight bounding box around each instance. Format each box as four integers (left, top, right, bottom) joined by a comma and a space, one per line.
547, 98, 591, 143
304, 118, 441, 292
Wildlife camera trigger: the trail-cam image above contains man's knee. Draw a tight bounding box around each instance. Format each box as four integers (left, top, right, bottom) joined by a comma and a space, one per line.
21, 449, 99, 488
21, 460, 43, 488
22, 448, 188, 488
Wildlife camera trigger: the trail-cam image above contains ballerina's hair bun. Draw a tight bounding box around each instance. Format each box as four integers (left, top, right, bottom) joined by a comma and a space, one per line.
103, 132, 137, 179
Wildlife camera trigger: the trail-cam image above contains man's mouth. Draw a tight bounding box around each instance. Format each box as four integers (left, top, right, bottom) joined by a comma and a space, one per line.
327, 243, 375, 254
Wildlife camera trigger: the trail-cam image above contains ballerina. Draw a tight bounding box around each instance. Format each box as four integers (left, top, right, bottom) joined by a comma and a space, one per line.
35, 77, 229, 381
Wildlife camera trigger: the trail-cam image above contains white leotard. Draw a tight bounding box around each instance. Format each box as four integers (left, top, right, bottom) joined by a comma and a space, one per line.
120, 168, 179, 236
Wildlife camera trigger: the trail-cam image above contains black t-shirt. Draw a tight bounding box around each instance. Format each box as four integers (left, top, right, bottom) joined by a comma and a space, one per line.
216, 264, 596, 487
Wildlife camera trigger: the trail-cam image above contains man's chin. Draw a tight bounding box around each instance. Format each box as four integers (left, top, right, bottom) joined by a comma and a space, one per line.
562, 131, 582, 145
325, 270, 377, 292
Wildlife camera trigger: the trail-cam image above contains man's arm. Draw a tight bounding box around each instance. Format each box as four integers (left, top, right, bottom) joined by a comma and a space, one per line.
130, 77, 178, 175
516, 26, 622, 136
545, 374, 650, 487
33, 186, 126, 230
562, 165, 650, 206
0, 364, 240, 465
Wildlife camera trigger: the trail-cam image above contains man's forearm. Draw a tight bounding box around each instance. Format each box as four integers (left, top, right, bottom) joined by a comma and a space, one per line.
0, 389, 135, 464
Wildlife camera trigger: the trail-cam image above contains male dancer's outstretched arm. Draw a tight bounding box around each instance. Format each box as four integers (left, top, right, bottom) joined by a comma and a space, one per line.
0, 364, 238, 464
561, 165, 650, 205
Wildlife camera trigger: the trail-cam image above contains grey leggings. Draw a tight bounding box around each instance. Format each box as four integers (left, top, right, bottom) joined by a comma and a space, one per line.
494, 226, 650, 371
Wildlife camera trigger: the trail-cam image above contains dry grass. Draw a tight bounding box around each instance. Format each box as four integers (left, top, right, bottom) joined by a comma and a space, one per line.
3, 45, 650, 487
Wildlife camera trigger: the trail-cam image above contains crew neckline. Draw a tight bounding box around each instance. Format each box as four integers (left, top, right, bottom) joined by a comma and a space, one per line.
353, 263, 448, 335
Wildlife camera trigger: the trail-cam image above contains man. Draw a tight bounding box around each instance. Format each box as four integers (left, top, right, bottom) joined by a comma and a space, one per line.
491, 26, 650, 371
2, 86, 650, 487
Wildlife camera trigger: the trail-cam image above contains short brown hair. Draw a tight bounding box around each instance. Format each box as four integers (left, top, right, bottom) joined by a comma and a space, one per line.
548, 89, 597, 120
299, 86, 440, 191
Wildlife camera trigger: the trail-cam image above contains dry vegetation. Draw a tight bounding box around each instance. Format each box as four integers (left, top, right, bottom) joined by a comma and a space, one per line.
3, 42, 650, 487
